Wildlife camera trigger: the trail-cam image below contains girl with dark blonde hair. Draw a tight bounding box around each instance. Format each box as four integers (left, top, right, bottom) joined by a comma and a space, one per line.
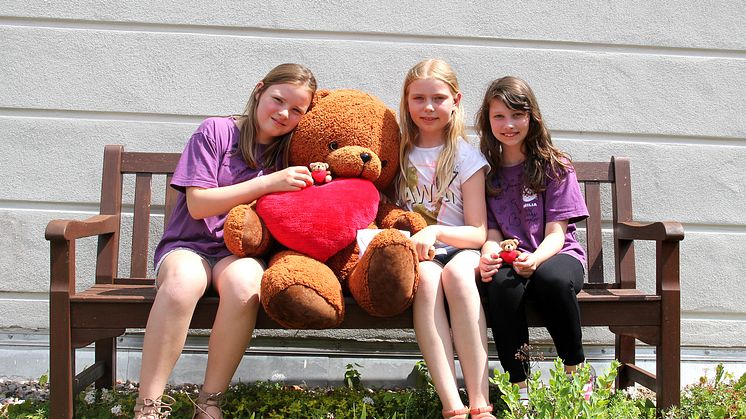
135, 63, 317, 419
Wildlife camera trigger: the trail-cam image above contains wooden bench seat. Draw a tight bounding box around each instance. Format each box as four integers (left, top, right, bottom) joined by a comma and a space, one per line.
46, 145, 683, 417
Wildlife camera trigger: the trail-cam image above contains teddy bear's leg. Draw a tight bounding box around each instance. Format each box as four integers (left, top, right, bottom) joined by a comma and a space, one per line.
224, 203, 272, 257
348, 229, 419, 317
261, 250, 345, 329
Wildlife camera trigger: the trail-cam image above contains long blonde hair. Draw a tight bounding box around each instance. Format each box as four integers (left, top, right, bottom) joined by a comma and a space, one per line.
397, 58, 466, 204
235, 63, 317, 170
476, 76, 571, 197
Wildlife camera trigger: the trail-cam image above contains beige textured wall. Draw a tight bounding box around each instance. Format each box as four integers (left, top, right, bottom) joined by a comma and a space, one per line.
1, 1, 744, 352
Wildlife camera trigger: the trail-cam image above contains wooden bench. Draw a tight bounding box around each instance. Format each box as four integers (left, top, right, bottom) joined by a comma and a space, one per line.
46, 145, 683, 417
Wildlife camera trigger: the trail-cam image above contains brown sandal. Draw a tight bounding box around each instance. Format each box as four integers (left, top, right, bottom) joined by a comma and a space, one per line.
442, 406, 469, 419
191, 389, 225, 419
133, 395, 175, 419
469, 404, 496, 418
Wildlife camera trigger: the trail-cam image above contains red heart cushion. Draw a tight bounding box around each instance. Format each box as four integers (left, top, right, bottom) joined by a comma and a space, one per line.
256, 178, 379, 262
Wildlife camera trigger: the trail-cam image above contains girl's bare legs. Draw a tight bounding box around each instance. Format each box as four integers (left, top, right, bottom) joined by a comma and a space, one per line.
413, 261, 466, 414
197, 255, 263, 418
138, 251, 211, 402
442, 251, 490, 410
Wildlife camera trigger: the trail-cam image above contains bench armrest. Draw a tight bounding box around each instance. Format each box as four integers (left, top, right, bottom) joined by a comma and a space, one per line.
616, 220, 684, 242
616, 220, 683, 296
45, 214, 119, 242
46, 215, 120, 293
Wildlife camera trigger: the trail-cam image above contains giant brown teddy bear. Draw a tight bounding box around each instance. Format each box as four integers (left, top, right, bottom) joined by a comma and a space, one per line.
223, 89, 427, 329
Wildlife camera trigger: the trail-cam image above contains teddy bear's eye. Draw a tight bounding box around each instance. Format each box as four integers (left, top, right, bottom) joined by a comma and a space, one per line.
328, 141, 339, 151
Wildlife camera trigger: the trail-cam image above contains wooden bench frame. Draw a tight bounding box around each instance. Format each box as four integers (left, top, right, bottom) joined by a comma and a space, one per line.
46, 145, 683, 417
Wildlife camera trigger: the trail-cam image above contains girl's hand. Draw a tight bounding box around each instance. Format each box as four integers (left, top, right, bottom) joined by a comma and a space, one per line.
479, 252, 502, 282
512, 252, 538, 278
410, 226, 438, 261
264, 166, 313, 193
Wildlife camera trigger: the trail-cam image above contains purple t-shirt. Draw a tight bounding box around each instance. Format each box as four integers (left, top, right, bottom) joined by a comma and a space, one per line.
153, 117, 266, 268
486, 162, 589, 266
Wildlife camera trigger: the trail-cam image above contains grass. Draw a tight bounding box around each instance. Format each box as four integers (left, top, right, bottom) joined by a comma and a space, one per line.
3, 362, 745, 418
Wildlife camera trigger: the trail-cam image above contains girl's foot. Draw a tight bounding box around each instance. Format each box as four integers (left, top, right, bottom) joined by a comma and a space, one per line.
133, 395, 175, 419
192, 389, 225, 419
442, 406, 469, 419
469, 404, 496, 418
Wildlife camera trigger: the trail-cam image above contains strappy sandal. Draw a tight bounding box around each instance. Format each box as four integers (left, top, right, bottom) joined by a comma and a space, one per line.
191, 389, 225, 419
442, 406, 469, 419
469, 404, 496, 418
133, 395, 175, 418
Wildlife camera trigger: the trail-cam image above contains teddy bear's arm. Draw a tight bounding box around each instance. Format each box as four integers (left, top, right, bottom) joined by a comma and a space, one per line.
376, 202, 427, 234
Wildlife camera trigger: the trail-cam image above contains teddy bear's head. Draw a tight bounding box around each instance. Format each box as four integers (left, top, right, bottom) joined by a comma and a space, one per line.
500, 238, 520, 252
288, 89, 400, 190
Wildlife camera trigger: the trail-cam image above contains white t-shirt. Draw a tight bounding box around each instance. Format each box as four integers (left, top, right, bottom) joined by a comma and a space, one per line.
401, 139, 488, 250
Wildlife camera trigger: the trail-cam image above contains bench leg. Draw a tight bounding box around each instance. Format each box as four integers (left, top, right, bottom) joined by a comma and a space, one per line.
50, 298, 74, 418
95, 337, 117, 389
657, 294, 681, 409
615, 334, 636, 390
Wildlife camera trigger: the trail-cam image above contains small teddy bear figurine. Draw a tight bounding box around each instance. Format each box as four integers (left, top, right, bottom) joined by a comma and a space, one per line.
499, 238, 522, 265
309, 162, 332, 185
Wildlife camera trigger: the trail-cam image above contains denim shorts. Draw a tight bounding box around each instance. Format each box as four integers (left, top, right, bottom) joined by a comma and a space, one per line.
153, 247, 221, 288
432, 248, 480, 267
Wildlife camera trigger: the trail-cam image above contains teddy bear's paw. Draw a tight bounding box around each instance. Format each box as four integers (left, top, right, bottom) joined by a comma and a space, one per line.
261, 252, 345, 329
376, 204, 428, 234
264, 284, 344, 329
224, 204, 271, 257
348, 229, 418, 317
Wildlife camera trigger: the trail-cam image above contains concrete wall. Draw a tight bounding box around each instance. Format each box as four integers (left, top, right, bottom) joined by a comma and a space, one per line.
1, 1, 745, 380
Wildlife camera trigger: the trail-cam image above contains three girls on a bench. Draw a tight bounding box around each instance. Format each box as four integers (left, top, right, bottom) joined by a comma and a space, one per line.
138, 61, 587, 419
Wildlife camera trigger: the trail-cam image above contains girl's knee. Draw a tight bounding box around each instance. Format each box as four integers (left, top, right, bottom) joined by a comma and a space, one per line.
156, 276, 206, 310
217, 274, 261, 309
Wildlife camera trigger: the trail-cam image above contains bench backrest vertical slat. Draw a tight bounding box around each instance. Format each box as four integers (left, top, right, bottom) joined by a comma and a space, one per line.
120, 150, 181, 280
611, 157, 637, 288
573, 160, 615, 287
130, 173, 153, 278
164, 174, 177, 229
583, 181, 604, 283
96, 145, 124, 284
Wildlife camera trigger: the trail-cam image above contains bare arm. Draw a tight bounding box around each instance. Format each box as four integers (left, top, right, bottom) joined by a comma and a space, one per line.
186, 166, 313, 219
513, 220, 568, 277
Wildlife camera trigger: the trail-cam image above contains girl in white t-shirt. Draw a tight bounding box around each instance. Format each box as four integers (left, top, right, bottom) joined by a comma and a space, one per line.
397, 59, 494, 419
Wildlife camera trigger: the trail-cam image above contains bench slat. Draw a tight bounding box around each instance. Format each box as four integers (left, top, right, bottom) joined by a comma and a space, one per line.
584, 182, 604, 283
130, 173, 152, 278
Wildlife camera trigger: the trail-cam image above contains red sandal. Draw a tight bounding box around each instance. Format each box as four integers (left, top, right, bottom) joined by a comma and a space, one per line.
469, 404, 496, 419
442, 406, 469, 419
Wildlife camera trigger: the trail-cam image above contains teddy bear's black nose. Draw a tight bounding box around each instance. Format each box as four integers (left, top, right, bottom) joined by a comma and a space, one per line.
360, 153, 371, 163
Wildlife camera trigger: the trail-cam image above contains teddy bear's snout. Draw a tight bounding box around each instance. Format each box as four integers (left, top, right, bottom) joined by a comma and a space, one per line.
327, 146, 382, 181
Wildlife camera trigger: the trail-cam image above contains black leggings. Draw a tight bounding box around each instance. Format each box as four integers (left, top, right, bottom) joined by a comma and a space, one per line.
483, 253, 585, 383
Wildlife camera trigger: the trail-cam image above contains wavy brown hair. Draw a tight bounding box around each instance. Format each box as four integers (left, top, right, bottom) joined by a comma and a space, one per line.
476, 76, 571, 196
234, 63, 317, 170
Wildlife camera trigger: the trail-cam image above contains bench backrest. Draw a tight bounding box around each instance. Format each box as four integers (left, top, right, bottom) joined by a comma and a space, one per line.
96, 145, 636, 289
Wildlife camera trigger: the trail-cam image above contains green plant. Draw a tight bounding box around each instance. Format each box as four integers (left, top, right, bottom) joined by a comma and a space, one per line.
491, 358, 656, 418
344, 363, 364, 391
665, 363, 746, 418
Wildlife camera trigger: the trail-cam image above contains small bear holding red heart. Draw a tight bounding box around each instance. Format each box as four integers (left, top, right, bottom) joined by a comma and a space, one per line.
309, 162, 332, 184
499, 238, 522, 265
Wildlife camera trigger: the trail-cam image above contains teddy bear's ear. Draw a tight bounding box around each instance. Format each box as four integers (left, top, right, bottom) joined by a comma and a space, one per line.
309, 89, 332, 111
